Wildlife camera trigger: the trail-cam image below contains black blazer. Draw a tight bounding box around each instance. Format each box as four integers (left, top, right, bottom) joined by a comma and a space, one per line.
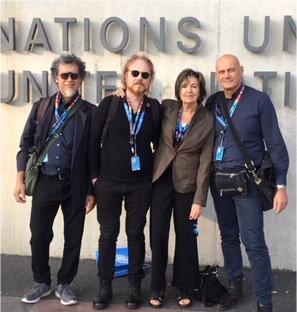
17, 93, 95, 204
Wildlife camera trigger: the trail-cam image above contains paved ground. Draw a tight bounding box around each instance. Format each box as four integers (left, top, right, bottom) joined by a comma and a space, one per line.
1, 254, 296, 312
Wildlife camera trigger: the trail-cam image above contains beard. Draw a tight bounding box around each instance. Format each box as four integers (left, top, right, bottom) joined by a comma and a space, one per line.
64, 88, 76, 98
127, 82, 148, 96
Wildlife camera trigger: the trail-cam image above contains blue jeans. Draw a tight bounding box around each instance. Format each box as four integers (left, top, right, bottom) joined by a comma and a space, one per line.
210, 173, 273, 305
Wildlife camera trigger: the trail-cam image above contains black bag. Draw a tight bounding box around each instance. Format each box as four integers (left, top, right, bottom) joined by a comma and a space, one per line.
193, 266, 227, 307
215, 169, 247, 196
254, 152, 276, 211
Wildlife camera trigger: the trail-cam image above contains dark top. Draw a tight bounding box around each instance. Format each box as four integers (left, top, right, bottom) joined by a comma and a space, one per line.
88, 95, 161, 182
17, 92, 95, 203
205, 84, 289, 185
42, 93, 76, 176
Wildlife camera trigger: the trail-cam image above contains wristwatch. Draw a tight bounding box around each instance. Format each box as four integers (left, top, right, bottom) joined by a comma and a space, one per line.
276, 185, 287, 190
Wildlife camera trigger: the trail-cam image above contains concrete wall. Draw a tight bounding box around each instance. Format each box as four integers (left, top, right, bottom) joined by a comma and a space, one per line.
1, 0, 296, 270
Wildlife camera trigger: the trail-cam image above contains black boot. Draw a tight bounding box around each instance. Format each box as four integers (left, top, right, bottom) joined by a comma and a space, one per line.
216, 281, 243, 311
125, 279, 142, 310
257, 302, 273, 312
93, 280, 113, 310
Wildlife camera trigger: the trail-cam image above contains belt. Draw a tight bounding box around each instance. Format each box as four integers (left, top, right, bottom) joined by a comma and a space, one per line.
42, 173, 70, 180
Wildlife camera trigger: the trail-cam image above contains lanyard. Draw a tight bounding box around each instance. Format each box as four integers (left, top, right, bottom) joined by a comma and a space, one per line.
174, 107, 189, 147
50, 92, 80, 137
215, 84, 245, 129
124, 97, 146, 154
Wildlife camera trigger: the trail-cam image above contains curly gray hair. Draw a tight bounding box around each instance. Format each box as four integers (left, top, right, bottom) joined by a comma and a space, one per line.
50, 54, 86, 81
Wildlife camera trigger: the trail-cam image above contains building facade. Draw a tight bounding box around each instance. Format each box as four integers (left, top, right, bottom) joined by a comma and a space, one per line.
1, 0, 296, 270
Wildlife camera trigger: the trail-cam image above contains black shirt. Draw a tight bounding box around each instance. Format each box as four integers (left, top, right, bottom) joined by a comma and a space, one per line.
88, 95, 161, 182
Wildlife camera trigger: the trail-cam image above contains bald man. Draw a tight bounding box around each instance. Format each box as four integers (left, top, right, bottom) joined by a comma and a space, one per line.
205, 54, 289, 312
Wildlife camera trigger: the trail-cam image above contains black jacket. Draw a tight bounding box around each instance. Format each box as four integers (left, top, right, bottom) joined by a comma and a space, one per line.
16, 93, 95, 204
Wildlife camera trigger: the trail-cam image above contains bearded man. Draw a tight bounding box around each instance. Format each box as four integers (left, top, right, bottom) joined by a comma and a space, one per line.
88, 54, 162, 310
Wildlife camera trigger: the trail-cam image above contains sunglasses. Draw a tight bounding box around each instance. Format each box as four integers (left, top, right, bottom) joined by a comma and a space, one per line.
59, 72, 80, 80
128, 70, 151, 79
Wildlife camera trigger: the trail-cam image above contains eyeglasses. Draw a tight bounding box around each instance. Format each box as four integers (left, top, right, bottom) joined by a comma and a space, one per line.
58, 72, 79, 80
128, 70, 151, 79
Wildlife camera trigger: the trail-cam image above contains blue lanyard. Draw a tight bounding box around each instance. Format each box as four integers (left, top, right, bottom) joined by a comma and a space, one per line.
123, 103, 145, 136
47, 92, 80, 142
215, 85, 245, 129
174, 107, 189, 148
123, 101, 146, 154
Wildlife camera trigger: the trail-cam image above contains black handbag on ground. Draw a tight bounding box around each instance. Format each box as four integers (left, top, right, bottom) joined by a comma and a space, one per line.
221, 95, 276, 211
193, 266, 227, 307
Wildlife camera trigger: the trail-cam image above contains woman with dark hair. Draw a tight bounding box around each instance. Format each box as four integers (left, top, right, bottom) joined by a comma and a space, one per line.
149, 69, 214, 308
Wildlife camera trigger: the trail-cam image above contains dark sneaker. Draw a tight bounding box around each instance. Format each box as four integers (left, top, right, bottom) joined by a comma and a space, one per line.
21, 283, 51, 303
55, 284, 78, 306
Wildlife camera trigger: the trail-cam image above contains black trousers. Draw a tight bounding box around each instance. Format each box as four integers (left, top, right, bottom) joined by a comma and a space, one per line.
30, 173, 86, 285
150, 167, 199, 292
94, 178, 152, 283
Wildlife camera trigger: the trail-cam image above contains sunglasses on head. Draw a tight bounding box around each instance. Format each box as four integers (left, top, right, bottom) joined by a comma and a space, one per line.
59, 72, 80, 80
128, 70, 151, 79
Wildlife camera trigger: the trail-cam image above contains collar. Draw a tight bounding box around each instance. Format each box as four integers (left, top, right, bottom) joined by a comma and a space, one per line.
58, 91, 80, 107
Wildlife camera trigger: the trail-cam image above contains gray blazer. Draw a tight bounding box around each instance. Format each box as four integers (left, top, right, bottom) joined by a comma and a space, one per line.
153, 99, 214, 206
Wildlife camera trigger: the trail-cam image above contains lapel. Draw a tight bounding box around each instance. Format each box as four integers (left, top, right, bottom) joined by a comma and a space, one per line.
71, 101, 87, 165
179, 102, 201, 143
174, 102, 202, 151
164, 101, 180, 149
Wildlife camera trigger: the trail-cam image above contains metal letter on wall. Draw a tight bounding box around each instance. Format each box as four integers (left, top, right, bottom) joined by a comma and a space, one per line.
139, 17, 165, 52
54, 18, 77, 51
100, 17, 129, 53
284, 72, 291, 107
0, 70, 15, 103
23, 71, 48, 103
96, 71, 117, 103
24, 18, 51, 51
84, 18, 90, 52
254, 71, 277, 95
177, 17, 201, 54
283, 16, 296, 51
244, 16, 270, 52
0, 17, 16, 51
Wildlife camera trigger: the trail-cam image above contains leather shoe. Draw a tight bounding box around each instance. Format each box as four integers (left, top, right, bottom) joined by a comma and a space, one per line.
125, 279, 142, 309
216, 281, 243, 311
93, 280, 112, 310
257, 302, 273, 312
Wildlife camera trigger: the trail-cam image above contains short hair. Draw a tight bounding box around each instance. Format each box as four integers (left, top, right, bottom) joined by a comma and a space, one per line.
121, 54, 155, 89
50, 54, 86, 81
174, 68, 206, 104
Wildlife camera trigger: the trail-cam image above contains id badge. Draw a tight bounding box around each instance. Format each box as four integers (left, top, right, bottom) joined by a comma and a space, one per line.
216, 146, 224, 161
131, 155, 141, 171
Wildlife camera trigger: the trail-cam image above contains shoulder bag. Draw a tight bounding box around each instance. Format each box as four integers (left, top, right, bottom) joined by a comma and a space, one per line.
221, 95, 276, 211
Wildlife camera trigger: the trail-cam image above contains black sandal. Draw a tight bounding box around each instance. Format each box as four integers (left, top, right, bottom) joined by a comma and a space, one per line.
177, 288, 191, 308
149, 290, 165, 309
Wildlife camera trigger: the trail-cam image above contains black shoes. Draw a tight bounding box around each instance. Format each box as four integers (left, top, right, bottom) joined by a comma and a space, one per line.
93, 280, 113, 310
257, 302, 273, 312
125, 279, 142, 309
216, 281, 243, 311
